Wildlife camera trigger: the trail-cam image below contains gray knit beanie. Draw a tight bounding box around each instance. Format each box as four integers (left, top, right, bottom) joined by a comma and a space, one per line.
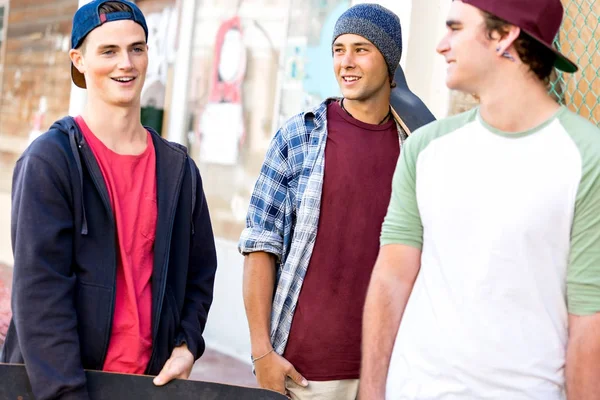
332, 4, 402, 76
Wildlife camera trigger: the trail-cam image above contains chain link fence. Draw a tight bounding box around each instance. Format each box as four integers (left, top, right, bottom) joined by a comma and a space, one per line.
550, 0, 600, 125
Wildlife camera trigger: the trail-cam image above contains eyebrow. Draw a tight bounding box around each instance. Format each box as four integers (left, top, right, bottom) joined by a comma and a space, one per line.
97, 41, 146, 50
332, 41, 374, 47
446, 20, 462, 27
97, 44, 119, 51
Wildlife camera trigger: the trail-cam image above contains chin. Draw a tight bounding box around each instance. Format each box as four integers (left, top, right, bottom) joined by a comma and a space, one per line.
106, 99, 136, 108
339, 89, 354, 100
340, 90, 367, 102
445, 71, 480, 94
111, 93, 141, 107
445, 76, 467, 92
445, 73, 457, 89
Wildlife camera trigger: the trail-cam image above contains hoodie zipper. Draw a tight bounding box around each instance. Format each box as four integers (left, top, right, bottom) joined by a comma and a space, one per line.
77, 139, 119, 370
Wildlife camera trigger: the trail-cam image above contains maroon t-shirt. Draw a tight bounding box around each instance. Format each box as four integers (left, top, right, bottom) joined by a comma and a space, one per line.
283, 101, 400, 380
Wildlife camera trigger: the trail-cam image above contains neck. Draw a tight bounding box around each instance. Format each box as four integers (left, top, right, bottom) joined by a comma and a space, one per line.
475, 69, 560, 132
341, 90, 392, 125
82, 97, 147, 154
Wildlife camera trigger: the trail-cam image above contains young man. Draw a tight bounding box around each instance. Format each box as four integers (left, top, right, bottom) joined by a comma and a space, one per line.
239, 4, 411, 399
1, 1, 217, 399
360, 0, 600, 399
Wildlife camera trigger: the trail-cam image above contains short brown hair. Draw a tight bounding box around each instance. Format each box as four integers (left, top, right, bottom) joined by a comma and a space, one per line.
482, 11, 557, 83
98, 1, 133, 14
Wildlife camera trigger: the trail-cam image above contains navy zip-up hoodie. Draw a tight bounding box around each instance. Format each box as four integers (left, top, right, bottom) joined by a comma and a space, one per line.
1, 117, 217, 400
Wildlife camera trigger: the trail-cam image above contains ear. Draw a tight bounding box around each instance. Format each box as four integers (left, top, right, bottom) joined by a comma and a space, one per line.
69, 48, 85, 73
495, 25, 520, 57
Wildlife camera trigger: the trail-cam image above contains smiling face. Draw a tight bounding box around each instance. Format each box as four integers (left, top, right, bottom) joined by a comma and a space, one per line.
436, 1, 498, 93
70, 19, 148, 108
332, 33, 390, 103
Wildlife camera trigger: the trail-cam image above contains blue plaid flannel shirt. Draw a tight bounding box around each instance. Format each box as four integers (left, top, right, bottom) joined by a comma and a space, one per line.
238, 98, 407, 355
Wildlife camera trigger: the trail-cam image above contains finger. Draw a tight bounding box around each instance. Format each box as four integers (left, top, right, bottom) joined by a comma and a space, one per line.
286, 366, 308, 387
257, 373, 286, 394
153, 359, 176, 386
172, 355, 194, 379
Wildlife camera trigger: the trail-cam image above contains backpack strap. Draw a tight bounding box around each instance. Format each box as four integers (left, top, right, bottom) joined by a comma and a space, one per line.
391, 108, 411, 139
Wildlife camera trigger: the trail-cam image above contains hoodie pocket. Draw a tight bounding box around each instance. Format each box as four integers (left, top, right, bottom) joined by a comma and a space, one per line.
75, 282, 113, 369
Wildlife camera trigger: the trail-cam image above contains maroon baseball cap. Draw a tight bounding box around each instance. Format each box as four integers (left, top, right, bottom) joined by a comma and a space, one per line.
461, 0, 578, 73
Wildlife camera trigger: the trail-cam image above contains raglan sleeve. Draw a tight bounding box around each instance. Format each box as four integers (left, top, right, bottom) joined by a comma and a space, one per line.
380, 132, 424, 249
567, 142, 600, 315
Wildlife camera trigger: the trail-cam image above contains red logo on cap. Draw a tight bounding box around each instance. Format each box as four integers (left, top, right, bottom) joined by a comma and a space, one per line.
100, 14, 107, 23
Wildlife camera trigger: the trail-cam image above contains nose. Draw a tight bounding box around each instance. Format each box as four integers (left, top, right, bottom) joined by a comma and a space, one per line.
340, 51, 355, 69
118, 52, 134, 70
436, 34, 450, 55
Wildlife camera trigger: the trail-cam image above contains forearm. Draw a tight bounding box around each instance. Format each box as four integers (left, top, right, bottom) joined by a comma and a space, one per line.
566, 314, 600, 399
360, 274, 412, 398
359, 245, 420, 399
243, 252, 277, 356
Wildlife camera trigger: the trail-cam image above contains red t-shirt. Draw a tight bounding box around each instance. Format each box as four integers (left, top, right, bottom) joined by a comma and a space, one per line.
75, 116, 156, 374
283, 101, 400, 380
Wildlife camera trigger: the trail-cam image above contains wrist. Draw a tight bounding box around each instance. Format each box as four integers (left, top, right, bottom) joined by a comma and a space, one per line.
173, 343, 194, 359
251, 345, 274, 357
250, 337, 273, 358
251, 348, 274, 365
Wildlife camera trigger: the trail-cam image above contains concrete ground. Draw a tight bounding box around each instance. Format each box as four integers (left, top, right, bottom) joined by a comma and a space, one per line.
190, 348, 256, 388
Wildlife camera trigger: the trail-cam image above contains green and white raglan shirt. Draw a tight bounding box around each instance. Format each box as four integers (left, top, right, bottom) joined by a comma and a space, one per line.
381, 107, 600, 400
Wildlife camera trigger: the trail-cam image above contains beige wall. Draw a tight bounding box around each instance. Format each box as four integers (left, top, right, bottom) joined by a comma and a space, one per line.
403, 0, 453, 118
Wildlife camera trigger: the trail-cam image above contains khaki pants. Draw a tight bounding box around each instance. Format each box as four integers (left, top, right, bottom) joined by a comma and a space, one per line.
285, 378, 359, 400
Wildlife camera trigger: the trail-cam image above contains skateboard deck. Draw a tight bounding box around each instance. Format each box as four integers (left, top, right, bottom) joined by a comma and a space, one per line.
0, 363, 287, 400
390, 65, 437, 134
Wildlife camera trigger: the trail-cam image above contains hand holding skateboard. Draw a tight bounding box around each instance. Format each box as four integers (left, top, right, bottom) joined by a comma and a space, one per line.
153, 343, 195, 386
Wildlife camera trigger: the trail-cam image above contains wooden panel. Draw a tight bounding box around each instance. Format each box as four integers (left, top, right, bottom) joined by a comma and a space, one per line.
0, 0, 76, 144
